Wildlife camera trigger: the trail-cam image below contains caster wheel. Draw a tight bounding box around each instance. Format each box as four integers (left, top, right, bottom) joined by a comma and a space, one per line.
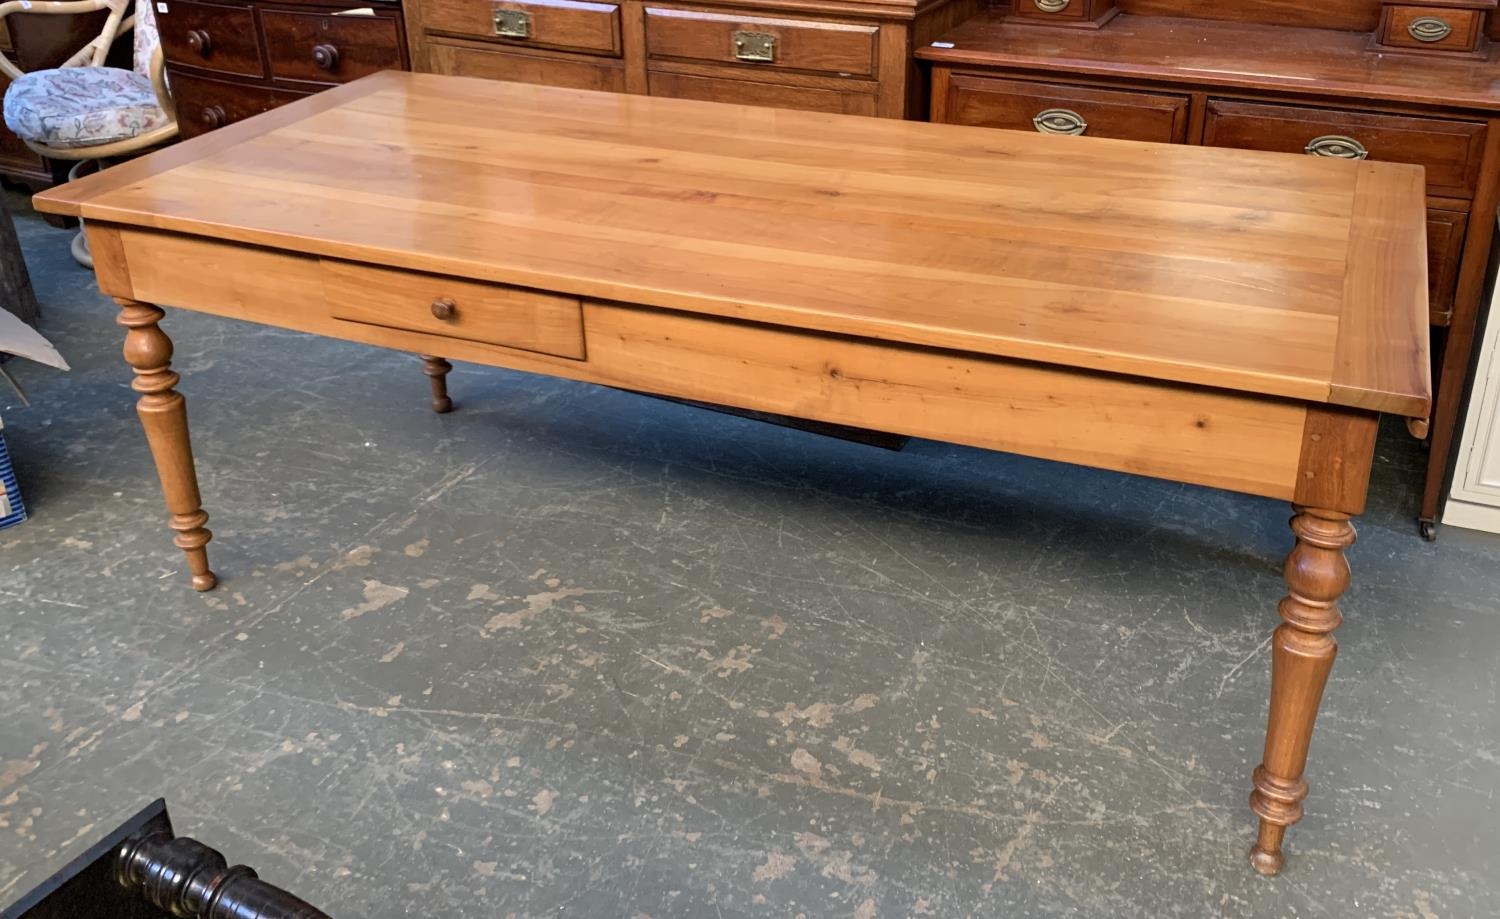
1419, 520, 1438, 542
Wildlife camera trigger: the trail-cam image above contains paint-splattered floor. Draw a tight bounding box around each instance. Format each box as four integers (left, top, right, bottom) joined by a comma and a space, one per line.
2, 192, 1498, 919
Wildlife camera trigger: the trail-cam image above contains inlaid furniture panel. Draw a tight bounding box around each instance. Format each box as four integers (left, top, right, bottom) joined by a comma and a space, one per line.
159, 0, 409, 139
404, 0, 981, 117
920, 0, 1500, 539
36, 73, 1429, 878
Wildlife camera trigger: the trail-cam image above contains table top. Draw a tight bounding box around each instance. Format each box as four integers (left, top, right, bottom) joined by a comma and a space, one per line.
37, 72, 1431, 417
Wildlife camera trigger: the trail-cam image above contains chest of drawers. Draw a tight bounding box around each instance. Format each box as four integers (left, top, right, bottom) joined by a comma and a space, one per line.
158, 0, 409, 138
919, 1, 1500, 538
405, 0, 979, 117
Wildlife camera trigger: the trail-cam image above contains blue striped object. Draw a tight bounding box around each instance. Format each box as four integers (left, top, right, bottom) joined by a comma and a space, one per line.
0, 423, 24, 529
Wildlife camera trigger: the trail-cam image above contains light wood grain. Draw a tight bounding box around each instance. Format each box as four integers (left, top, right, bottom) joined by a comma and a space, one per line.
583, 301, 1309, 497
107, 226, 1309, 500
38, 72, 1429, 416
322, 259, 586, 359
1331, 163, 1432, 419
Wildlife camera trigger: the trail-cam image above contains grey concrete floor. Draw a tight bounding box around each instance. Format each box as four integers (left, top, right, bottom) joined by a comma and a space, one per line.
1, 191, 1497, 919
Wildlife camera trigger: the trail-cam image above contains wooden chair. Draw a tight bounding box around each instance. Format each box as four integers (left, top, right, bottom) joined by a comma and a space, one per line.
0, 0, 175, 266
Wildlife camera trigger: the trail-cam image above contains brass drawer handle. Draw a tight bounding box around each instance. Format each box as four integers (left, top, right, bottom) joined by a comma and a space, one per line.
1033, 108, 1088, 136
431, 297, 457, 321
732, 30, 776, 63
1034, 0, 1070, 11
1408, 16, 1453, 43
1305, 135, 1369, 160
492, 8, 531, 38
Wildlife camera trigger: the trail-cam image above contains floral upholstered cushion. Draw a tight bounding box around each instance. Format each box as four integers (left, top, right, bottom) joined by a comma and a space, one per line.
2, 68, 169, 149
133, 0, 160, 76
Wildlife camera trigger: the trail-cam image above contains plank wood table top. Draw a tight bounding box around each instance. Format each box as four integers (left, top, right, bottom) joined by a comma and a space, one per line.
35, 71, 1431, 877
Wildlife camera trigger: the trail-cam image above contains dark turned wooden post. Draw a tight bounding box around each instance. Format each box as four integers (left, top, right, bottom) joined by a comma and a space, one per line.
420, 354, 454, 413
116, 831, 330, 919
2, 800, 330, 919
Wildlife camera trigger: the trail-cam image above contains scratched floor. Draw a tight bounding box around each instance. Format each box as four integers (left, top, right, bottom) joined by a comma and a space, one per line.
2, 192, 1498, 919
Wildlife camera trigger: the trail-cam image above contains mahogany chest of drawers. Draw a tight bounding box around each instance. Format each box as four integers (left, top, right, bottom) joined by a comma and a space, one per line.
403, 0, 979, 117
919, 0, 1500, 538
158, 0, 409, 138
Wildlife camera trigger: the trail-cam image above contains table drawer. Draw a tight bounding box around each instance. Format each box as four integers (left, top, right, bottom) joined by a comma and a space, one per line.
322, 261, 586, 359
645, 8, 877, 77
648, 70, 876, 114
261, 11, 403, 86
1380, 5, 1485, 53
158, 0, 265, 78
1427, 208, 1468, 324
169, 71, 306, 139
422, 0, 622, 56
427, 40, 626, 91
1203, 99, 1488, 199
937, 74, 1190, 144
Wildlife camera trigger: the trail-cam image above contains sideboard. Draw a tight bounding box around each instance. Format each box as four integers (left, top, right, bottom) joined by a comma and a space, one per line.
918, 0, 1500, 538
157, 0, 409, 138
402, 0, 978, 117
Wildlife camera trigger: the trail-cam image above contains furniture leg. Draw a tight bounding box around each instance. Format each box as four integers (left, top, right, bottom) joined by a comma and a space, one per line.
420, 355, 453, 413
1249, 506, 1353, 875
117, 298, 217, 591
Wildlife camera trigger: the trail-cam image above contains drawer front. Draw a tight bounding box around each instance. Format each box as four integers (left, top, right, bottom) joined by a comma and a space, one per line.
427, 40, 626, 91
938, 74, 1190, 144
1203, 99, 1488, 199
648, 70, 876, 115
1381, 6, 1484, 52
261, 11, 403, 86
422, 0, 621, 56
158, 0, 265, 78
322, 260, 586, 359
645, 8, 877, 77
169, 71, 306, 139
1427, 208, 1468, 324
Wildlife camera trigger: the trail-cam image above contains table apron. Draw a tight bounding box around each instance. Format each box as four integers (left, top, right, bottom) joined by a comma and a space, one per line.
104, 224, 1318, 503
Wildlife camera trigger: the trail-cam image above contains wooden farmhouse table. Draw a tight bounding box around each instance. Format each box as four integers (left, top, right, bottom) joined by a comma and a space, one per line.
36, 72, 1431, 875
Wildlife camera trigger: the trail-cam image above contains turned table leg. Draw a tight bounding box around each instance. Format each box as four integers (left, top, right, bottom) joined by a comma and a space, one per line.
1249, 506, 1353, 875
118, 299, 217, 591
420, 355, 453, 413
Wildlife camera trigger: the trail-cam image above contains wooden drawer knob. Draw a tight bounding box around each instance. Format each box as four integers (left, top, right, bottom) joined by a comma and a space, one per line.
186, 28, 212, 55
430, 297, 457, 321
312, 43, 340, 71
200, 105, 226, 129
